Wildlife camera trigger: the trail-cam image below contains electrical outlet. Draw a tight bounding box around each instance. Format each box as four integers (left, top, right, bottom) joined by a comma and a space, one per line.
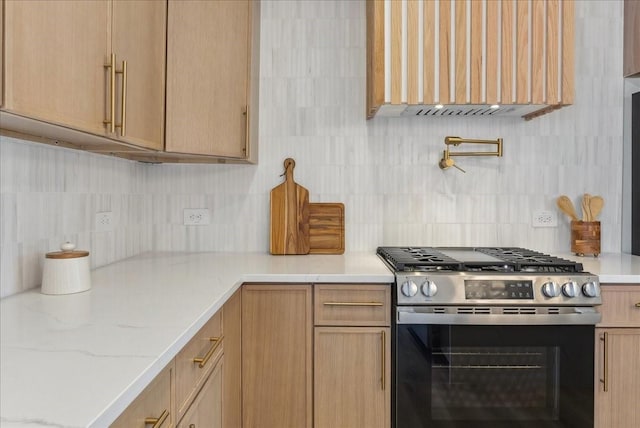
95, 211, 114, 231
532, 210, 558, 228
184, 208, 210, 226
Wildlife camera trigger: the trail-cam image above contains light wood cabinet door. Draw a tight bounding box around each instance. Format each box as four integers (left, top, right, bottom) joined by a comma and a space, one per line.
624, 0, 640, 77
595, 328, 640, 428
0, 0, 4, 107
166, 0, 251, 158
242, 284, 313, 428
3, 0, 110, 135
110, 363, 173, 428
177, 354, 224, 428
595, 284, 640, 427
223, 288, 242, 428
111, 0, 166, 150
314, 327, 391, 428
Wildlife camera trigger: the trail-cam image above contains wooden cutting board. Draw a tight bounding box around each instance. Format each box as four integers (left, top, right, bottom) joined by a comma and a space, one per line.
270, 158, 310, 255
309, 203, 345, 254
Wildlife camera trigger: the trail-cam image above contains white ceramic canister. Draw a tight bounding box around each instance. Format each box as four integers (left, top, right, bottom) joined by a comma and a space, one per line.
41, 242, 91, 295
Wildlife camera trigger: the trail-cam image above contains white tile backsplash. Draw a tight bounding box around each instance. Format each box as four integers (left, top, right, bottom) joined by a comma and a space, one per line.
0, 0, 626, 297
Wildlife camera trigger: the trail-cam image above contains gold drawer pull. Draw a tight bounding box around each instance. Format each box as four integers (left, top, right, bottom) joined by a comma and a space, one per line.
635, 302, 640, 308
193, 336, 223, 368
119, 60, 127, 137
599, 333, 608, 392
144, 409, 169, 427
104, 53, 116, 133
323, 302, 384, 307
380, 330, 386, 390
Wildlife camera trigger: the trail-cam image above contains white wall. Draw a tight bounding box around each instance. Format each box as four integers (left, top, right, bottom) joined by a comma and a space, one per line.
0, 0, 625, 298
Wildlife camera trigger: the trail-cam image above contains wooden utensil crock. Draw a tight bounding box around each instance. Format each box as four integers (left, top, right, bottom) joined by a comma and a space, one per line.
571, 221, 600, 257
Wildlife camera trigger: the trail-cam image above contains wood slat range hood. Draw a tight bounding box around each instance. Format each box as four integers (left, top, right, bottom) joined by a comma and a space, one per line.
366, 0, 574, 120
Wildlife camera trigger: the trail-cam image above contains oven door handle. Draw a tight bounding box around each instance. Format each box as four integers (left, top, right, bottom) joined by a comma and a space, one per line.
396, 307, 602, 325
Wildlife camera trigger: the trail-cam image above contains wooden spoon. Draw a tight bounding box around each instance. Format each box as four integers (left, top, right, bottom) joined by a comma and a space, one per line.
589, 196, 604, 220
557, 195, 579, 221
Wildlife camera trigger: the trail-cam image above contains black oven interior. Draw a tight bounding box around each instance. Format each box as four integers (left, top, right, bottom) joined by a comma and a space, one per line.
394, 324, 595, 428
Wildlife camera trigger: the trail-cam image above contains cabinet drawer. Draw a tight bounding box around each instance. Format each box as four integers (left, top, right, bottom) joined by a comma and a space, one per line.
175, 310, 223, 421
314, 284, 390, 326
177, 354, 224, 428
598, 285, 640, 327
111, 363, 173, 428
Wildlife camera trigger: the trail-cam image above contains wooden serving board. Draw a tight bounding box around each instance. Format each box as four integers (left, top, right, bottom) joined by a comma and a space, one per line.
309, 203, 345, 254
270, 158, 310, 255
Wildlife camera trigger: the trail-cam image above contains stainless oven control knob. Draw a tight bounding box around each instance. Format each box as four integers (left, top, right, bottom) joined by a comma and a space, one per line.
400, 280, 418, 297
562, 281, 579, 298
582, 281, 601, 298
541, 281, 561, 298
420, 280, 438, 297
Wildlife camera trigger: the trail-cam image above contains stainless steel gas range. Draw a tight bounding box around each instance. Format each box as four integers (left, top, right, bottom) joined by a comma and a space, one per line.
377, 246, 601, 428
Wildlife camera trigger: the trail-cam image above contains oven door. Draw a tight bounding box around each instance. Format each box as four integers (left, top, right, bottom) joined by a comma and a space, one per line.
394, 313, 595, 428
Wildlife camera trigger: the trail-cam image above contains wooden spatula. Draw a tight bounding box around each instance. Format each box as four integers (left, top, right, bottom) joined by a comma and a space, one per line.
557, 195, 579, 221
589, 196, 604, 220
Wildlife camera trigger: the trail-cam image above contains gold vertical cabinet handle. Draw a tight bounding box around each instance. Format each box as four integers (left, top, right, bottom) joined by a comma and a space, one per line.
381, 330, 386, 390
600, 332, 608, 392
119, 60, 127, 137
243, 106, 249, 157
144, 409, 169, 427
323, 302, 384, 307
103, 53, 116, 133
192, 336, 223, 368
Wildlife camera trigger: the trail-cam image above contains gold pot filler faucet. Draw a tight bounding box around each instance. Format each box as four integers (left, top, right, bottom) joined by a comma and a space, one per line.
438, 136, 503, 173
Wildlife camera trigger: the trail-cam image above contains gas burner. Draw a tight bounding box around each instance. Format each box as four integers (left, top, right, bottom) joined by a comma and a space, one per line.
376, 246, 584, 273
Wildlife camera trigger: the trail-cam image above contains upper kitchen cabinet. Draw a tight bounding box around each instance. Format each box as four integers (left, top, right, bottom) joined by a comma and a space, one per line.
165, 0, 259, 162
624, 0, 640, 77
367, 0, 575, 120
0, 0, 4, 107
110, 1, 166, 150
3, 1, 111, 136
2, 0, 166, 151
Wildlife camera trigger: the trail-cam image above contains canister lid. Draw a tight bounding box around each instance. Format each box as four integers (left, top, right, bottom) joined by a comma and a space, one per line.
45, 242, 89, 259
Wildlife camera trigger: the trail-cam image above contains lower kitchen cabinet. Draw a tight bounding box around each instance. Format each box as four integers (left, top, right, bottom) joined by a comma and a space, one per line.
242, 284, 313, 428
175, 309, 223, 422
111, 289, 242, 427
110, 363, 173, 428
314, 327, 390, 428
223, 287, 242, 428
595, 284, 640, 428
177, 354, 224, 428
313, 284, 391, 428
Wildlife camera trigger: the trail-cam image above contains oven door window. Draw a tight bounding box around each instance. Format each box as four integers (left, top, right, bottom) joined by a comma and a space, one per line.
395, 324, 594, 428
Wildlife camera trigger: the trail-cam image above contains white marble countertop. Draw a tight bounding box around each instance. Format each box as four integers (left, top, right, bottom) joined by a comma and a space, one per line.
1, 251, 638, 428
559, 252, 640, 283
0, 252, 393, 428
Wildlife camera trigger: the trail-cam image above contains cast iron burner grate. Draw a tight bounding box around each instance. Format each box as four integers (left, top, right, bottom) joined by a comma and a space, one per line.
376, 247, 583, 273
